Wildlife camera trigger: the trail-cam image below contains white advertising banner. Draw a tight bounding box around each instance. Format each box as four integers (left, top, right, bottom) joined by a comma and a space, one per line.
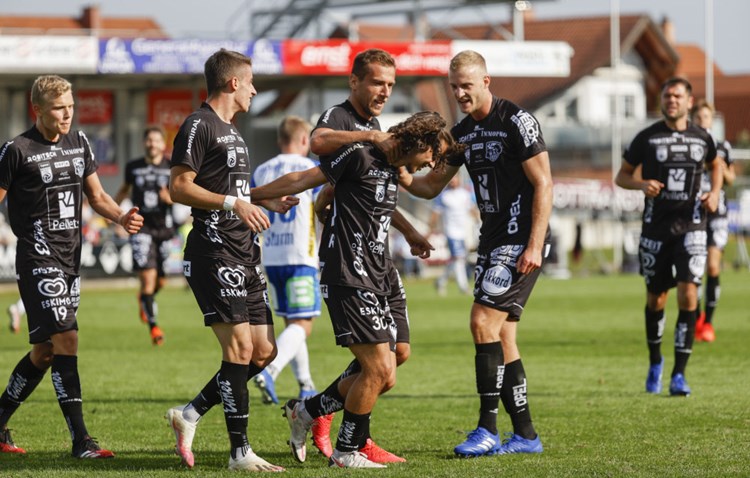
0, 36, 98, 73
451, 40, 573, 77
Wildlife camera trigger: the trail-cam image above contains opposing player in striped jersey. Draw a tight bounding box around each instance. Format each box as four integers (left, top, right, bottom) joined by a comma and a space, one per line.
251, 116, 322, 403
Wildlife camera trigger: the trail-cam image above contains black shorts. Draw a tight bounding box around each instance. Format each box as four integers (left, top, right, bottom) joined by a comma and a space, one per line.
707, 216, 729, 250
17, 267, 80, 344
386, 265, 409, 344
639, 231, 706, 293
321, 284, 396, 350
473, 244, 547, 321
183, 255, 272, 327
130, 232, 171, 275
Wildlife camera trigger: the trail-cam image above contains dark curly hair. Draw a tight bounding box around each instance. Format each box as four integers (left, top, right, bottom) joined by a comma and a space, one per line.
388, 111, 466, 171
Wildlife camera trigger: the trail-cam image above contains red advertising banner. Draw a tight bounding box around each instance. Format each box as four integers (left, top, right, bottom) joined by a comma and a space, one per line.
76, 91, 114, 124
282, 40, 452, 76
147, 90, 204, 156
76, 90, 116, 173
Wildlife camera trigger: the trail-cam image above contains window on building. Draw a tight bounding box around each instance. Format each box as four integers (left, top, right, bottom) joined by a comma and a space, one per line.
610, 94, 636, 119
565, 98, 578, 120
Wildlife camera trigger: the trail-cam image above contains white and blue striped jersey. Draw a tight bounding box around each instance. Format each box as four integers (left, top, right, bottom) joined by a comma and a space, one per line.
252, 153, 321, 268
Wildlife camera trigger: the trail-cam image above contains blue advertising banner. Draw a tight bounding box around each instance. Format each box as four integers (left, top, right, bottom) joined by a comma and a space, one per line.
98, 38, 283, 75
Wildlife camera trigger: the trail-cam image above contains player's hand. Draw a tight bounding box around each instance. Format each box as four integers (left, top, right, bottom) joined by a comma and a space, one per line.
119, 207, 144, 235
372, 132, 398, 164
641, 180, 664, 198
315, 204, 330, 224
260, 196, 300, 214
516, 246, 542, 275
406, 232, 435, 259
396, 166, 414, 186
701, 191, 719, 213
234, 199, 271, 233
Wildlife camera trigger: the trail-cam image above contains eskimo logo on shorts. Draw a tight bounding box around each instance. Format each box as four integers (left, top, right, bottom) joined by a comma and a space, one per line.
481, 264, 513, 296
356, 289, 379, 306
217, 267, 245, 288
38, 278, 68, 297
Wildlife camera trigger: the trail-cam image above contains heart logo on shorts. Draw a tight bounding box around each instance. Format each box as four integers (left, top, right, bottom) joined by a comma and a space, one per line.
38, 278, 68, 297
218, 267, 245, 288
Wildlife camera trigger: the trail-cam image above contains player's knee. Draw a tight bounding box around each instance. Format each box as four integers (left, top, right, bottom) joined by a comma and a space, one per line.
30, 343, 54, 369
252, 343, 277, 367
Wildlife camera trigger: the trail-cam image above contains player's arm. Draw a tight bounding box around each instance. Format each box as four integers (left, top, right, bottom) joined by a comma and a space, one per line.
0, 187, 6, 203
84, 172, 143, 235
311, 127, 391, 156
398, 164, 459, 199
701, 156, 723, 213
251, 166, 327, 202
170, 164, 274, 233
723, 162, 736, 186
314, 183, 335, 223
392, 208, 434, 259
615, 161, 663, 197
517, 151, 553, 275
113, 182, 131, 206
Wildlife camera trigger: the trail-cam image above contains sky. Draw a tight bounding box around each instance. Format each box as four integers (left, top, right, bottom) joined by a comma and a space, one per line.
2, 0, 749, 74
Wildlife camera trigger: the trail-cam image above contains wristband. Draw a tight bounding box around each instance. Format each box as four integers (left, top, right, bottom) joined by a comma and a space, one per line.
223, 195, 238, 211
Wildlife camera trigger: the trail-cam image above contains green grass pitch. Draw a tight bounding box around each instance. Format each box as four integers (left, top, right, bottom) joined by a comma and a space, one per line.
1, 269, 749, 477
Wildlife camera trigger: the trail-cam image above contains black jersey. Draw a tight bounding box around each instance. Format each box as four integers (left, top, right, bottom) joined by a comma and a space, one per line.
700, 135, 732, 219
624, 121, 717, 236
171, 103, 259, 265
0, 126, 97, 274
449, 97, 547, 252
123, 157, 174, 238
318, 143, 398, 294
313, 100, 381, 162
314, 100, 384, 260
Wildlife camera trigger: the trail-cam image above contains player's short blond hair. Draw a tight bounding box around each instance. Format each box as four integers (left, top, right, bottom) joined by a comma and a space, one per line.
277, 115, 312, 146
30, 75, 72, 107
449, 50, 488, 75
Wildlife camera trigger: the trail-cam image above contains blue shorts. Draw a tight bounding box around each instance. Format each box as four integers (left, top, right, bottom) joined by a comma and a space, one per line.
265, 265, 322, 319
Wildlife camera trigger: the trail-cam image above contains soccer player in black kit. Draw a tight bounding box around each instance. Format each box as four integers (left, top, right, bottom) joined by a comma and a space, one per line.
304, 48, 432, 463
114, 126, 174, 346
252, 111, 462, 468
616, 78, 721, 397
690, 99, 735, 343
398, 50, 552, 457
0, 75, 143, 458
164, 49, 296, 472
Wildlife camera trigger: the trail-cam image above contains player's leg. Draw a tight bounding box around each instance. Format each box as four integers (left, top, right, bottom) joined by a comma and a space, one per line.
455, 302, 504, 457
6, 297, 24, 334
328, 342, 392, 469
497, 320, 543, 454
641, 236, 673, 394
701, 244, 722, 341
0, 342, 51, 454
668, 236, 704, 396
139, 268, 164, 345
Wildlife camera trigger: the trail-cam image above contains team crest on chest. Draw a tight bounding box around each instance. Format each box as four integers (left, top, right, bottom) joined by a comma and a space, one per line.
690, 144, 704, 162
227, 146, 237, 168
656, 145, 669, 162
73, 157, 85, 177
486, 141, 502, 162
39, 163, 53, 183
